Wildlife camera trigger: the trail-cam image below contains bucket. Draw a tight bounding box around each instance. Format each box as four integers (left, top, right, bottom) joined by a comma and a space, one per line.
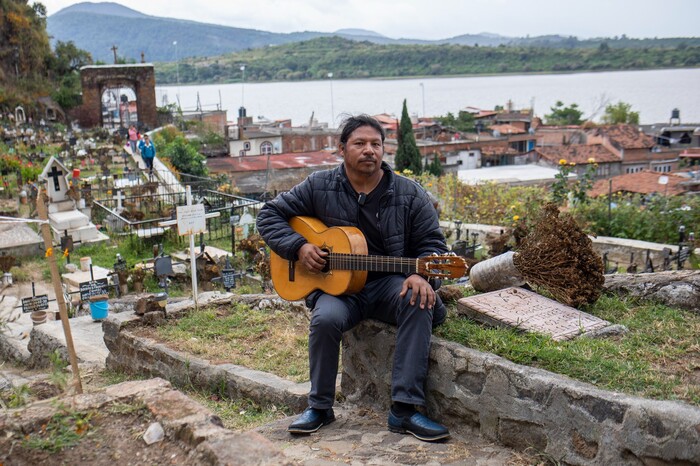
80, 257, 92, 272
89, 300, 109, 321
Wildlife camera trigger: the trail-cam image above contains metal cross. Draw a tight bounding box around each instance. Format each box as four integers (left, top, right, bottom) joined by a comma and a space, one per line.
47, 165, 63, 192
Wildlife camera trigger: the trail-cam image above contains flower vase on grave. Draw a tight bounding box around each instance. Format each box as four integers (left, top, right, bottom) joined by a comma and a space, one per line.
30, 311, 47, 326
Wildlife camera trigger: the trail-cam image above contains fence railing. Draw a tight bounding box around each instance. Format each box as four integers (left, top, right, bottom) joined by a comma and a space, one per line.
92, 187, 261, 244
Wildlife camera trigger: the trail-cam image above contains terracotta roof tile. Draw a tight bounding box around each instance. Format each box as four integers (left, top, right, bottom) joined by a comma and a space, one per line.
588, 124, 655, 150
207, 151, 340, 173
535, 145, 619, 164
588, 170, 688, 197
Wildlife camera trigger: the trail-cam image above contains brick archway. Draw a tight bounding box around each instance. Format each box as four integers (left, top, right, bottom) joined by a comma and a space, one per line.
77, 64, 157, 129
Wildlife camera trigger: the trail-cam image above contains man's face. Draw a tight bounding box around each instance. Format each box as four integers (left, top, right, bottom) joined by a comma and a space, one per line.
340, 125, 384, 177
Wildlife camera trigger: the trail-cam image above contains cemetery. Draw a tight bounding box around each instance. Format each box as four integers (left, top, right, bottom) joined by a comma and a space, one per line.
0, 119, 699, 465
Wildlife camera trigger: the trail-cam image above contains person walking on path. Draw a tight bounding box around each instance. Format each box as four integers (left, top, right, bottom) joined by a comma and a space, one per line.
256, 114, 450, 442
137, 134, 156, 175
127, 125, 139, 154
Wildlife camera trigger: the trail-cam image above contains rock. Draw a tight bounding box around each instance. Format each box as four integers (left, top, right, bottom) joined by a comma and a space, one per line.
603, 271, 700, 313
143, 422, 165, 445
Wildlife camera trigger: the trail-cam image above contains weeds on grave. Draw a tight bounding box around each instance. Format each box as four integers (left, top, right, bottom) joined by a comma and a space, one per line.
49, 350, 69, 392
0, 383, 32, 409
106, 400, 147, 415
23, 403, 94, 453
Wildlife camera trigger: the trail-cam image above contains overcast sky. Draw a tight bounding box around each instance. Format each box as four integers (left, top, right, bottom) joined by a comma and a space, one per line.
41, 0, 699, 40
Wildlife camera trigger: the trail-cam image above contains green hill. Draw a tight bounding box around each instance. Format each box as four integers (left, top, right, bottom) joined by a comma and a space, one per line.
155, 36, 700, 84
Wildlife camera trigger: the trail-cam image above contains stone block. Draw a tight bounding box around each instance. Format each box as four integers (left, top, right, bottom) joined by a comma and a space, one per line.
49, 210, 89, 231
48, 200, 75, 214
498, 418, 548, 451
457, 287, 611, 341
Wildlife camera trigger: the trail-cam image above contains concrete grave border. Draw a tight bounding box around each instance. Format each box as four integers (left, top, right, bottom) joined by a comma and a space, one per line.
101, 292, 700, 465
103, 294, 309, 412
342, 320, 700, 466
0, 377, 288, 465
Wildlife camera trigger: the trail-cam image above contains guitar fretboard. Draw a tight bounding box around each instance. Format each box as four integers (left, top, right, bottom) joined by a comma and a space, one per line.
328, 253, 417, 274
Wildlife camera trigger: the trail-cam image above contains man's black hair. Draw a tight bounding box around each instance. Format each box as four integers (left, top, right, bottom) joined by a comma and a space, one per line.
338, 114, 385, 145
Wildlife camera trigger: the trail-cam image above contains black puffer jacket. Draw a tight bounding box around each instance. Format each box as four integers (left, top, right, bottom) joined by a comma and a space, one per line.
256, 162, 447, 262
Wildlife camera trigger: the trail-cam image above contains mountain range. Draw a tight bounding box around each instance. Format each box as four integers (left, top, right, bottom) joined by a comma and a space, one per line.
49, 2, 690, 64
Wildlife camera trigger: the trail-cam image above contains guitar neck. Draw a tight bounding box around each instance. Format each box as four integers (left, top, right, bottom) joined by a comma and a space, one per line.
328, 253, 417, 274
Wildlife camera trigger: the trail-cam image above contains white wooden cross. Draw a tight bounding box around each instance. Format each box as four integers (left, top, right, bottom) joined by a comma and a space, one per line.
113, 190, 126, 211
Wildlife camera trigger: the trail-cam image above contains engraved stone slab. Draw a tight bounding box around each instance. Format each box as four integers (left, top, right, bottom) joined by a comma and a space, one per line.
457, 287, 611, 341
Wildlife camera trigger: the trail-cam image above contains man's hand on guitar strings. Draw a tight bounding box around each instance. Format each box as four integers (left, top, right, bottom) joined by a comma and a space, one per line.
298, 243, 328, 273
400, 274, 436, 310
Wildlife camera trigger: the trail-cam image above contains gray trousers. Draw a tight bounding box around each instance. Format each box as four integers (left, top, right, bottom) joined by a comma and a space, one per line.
305, 274, 446, 409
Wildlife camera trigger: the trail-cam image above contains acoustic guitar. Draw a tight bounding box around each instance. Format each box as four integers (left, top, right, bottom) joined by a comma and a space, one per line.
270, 216, 468, 301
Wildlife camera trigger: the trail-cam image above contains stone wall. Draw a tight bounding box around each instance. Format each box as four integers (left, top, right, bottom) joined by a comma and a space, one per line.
341, 320, 700, 466
103, 310, 309, 412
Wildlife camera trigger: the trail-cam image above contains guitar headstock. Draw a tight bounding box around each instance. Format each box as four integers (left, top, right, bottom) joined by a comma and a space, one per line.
416, 255, 468, 279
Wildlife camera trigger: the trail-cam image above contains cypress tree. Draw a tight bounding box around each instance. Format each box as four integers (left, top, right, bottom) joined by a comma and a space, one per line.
394, 99, 423, 174
427, 154, 443, 176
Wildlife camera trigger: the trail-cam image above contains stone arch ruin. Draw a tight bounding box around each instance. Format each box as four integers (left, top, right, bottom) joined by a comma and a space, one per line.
77, 64, 157, 130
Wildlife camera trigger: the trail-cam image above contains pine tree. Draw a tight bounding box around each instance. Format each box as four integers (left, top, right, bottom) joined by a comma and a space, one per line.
427, 154, 443, 176
394, 99, 422, 174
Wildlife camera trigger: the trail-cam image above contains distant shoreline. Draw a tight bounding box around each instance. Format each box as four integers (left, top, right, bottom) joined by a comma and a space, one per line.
155, 65, 700, 87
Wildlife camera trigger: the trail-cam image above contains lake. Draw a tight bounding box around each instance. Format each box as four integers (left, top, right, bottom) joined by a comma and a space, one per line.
157, 68, 700, 127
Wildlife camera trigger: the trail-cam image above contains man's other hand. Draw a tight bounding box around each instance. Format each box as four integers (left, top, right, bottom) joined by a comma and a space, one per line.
400, 274, 435, 310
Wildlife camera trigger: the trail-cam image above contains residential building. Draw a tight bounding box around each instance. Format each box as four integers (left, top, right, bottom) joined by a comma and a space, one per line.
588, 170, 691, 197
206, 151, 340, 197
586, 124, 679, 174
530, 145, 621, 179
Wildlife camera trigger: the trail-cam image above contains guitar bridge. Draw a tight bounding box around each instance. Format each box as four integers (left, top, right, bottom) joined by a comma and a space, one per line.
288, 259, 296, 282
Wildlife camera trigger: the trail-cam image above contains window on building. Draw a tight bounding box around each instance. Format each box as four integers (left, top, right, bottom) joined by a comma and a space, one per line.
260, 141, 273, 155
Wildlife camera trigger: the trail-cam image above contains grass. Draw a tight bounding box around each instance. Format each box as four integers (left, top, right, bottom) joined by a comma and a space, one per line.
94, 368, 288, 431
188, 390, 290, 431
436, 294, 700, 405
145, 302, 310, 383
22, 403, 94, 453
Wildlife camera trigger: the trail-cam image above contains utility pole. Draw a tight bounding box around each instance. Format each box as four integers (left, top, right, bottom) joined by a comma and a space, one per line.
37, 190, 83, 394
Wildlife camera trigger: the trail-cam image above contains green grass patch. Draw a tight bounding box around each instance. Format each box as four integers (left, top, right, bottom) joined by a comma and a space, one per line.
436, 294, 700, 405
147, 302, 310, 383
187, 389, 290, 431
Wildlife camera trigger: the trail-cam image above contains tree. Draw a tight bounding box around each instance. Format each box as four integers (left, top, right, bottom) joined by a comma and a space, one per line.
436, 111, 475, 132
544, 101, 585, 125
50, 41, 92, 76
160, 136, 208, 177
425, 154, 443, 176
394, 99, 422, 174
602, 101, 640, 124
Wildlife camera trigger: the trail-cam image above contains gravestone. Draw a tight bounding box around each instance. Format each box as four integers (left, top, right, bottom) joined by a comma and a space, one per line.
457, 287, 613, 341
238, 207, 255, 238
40, 156, 108, 245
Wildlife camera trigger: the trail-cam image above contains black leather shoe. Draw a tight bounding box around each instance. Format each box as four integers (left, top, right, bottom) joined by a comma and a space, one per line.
288, 407, 335, 434
388, 411, 450, 442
